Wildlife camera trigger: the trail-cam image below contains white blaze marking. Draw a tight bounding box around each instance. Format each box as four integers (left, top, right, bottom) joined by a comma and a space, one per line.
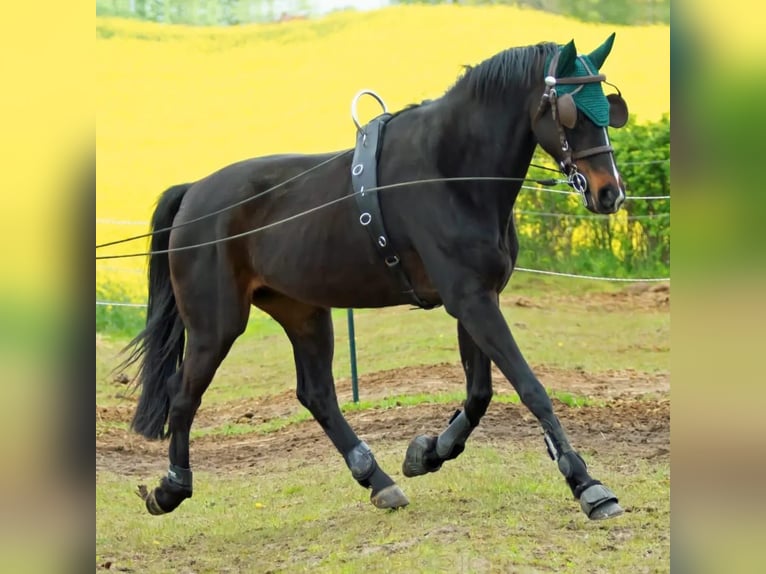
603, 127, 625, 205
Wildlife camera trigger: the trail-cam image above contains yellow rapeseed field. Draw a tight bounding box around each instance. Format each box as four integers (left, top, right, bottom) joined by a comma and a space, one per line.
97, 6, 669, 300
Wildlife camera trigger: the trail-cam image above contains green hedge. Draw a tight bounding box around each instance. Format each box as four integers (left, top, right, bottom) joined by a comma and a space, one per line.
518, 115, 670, 278
96, 283, 146, 336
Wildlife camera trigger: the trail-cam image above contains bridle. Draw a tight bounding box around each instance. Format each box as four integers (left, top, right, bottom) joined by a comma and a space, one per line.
532, 51, 628, 202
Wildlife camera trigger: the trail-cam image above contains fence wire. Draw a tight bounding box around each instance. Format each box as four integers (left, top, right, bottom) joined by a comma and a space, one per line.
97, 156, 670, 306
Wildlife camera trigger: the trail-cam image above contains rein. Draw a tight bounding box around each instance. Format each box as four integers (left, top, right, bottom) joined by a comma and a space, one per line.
95, 154, 563, 253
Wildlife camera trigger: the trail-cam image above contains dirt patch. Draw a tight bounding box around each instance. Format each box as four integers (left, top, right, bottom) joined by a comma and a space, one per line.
97, 363, 669, 479
587, 282, 670, 311
336, 362, 669, 403
97, 362, 669, 437
502, 281, 670, 312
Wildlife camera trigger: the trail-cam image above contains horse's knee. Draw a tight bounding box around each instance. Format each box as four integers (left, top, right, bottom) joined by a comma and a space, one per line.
465, 386, 493, 421
295, 387, 315, 411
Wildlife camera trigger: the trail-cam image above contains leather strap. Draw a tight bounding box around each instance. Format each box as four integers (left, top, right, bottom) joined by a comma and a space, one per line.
556, 73, 605, 85
352, 115, 399, 268
351, 115, 437, 309
572, 144, 613, 160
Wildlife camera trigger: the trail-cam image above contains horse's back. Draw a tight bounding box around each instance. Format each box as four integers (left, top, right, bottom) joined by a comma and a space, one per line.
175, 151, 350, 221
164, 149, 410, 308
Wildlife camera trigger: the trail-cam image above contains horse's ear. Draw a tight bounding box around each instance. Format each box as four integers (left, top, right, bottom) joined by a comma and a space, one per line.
556, 40, 578, 76
588, 32, 616, 69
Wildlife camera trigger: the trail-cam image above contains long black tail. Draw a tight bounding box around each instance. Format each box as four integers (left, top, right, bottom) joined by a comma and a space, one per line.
121, 183, 191, 440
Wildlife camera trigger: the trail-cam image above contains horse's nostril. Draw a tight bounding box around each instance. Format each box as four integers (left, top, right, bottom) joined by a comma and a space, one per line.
598, 185, 620, 211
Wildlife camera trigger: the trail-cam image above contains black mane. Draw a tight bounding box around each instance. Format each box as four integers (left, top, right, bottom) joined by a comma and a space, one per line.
452, 42, 558, 102
391, 43, 558, 116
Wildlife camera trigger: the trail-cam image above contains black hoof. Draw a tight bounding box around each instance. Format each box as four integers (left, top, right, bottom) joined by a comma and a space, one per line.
402, 435, 442, 477
136, 484, 167, 516
579, 483, 623, 520
136, 478, 191, 516
588, 499, 624, 520
371, 484, 409, 509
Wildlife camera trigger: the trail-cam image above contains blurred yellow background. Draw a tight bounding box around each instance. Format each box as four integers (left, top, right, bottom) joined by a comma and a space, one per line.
97, 5, 669, 300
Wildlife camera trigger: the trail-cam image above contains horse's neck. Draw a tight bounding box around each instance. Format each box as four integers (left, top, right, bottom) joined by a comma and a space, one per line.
432, 91, 537, 216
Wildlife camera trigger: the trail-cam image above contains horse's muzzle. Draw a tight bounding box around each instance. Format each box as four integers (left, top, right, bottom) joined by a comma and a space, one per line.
597, 182, 625, 214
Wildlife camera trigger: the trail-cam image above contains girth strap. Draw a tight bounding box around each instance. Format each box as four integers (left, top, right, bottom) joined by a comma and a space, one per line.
351, 115, 436, 309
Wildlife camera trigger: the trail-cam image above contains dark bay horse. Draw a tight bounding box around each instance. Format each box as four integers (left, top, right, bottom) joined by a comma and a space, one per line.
123, 34, 629, 520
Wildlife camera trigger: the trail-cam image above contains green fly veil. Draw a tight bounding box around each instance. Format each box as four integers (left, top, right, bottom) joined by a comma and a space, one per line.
544, 33, 628, 129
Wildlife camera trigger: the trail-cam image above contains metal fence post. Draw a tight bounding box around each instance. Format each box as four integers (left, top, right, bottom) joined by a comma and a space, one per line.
346, 308, 359, 403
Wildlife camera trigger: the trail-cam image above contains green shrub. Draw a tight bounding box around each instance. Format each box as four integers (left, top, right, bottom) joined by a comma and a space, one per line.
96, 282, 146, 336
517, 115, 670, 278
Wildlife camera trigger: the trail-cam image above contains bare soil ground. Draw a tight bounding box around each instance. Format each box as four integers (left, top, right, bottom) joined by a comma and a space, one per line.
97, 364, 670, 478
97, 283, 670, 478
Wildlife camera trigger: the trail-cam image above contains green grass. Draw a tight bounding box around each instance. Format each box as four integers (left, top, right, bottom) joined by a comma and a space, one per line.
97, 446, 669, 573
97, 277, 670, 572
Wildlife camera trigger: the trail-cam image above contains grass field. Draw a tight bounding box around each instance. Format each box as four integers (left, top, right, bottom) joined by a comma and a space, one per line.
96, 275, 670, 572
97, 450, 668, 573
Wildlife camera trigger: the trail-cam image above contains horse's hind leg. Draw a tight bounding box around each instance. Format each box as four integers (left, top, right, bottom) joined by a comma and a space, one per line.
140, 278, 249, 515
257, 297, 408, 510
403, 320, 493, 476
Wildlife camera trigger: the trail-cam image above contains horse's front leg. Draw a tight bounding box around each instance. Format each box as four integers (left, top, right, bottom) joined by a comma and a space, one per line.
403, 318, 493, 476
422, 290, 622, 520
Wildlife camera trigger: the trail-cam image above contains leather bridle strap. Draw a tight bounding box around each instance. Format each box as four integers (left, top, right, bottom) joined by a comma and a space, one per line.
572, 144, 613, 160
535, 52, 615, 167
555, 74, 605, 85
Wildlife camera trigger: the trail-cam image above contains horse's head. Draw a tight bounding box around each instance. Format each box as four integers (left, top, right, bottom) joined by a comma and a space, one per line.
531, 34, 629, 214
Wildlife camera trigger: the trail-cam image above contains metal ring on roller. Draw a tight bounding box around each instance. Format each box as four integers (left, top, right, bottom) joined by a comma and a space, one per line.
351, 90, 389, 133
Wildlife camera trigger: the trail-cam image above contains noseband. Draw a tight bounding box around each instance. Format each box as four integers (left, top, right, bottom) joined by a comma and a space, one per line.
533, 52, 616, 200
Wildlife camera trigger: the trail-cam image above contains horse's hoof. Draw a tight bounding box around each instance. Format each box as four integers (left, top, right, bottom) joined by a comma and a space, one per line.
137, 484, 167, 516
371, 484, 409, 510
588, 499, 624, 520
579, 483, 623, 520
402, 435, 441, 477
